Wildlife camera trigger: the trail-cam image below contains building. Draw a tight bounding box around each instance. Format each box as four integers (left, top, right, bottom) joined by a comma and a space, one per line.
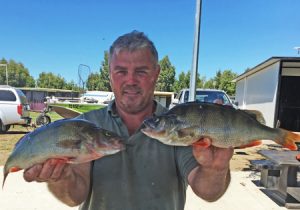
18, 87, 79, 112
233, 57, 300, 131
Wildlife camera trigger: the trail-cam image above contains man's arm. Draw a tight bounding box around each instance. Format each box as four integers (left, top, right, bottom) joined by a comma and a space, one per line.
24, 159, 91, 207
188, 139, 233, 202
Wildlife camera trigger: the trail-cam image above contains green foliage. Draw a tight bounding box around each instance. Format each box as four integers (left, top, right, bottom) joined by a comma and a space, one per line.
87, 72, 101, 90
98, 51, 111, 91
0, 58, 35, 87
173, 71, 190, 92
64, 80, 80, 91
156, 56, 176, 92
37, 72, 66, 89
173, 70, 205, 93
204, 69, 237, 96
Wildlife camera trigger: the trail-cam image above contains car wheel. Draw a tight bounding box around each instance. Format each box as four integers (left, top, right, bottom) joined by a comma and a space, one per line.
36, 114, 51, 126
0, 120, 10, 133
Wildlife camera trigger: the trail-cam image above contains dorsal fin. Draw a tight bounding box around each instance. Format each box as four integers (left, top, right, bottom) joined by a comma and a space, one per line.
242, 109, 266, 125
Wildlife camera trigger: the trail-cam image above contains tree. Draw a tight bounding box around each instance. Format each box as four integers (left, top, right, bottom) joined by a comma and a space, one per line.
173, 71, 190, 92
98, 51, 111, 91
217, 70, 238, 96
156, 56, 176, 92
173, 70, 205, 93
37, 72, 66, 89
0, 58, 35, 87
64, 80, 80, 91
204, 69, 237, 96
87, 72, 101, 90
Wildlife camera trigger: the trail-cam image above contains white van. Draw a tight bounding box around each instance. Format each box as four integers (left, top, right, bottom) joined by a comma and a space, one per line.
0, 86, 31, 133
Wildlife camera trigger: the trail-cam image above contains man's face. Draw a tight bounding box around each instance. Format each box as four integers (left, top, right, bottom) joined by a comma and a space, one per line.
109, 48, 160, 114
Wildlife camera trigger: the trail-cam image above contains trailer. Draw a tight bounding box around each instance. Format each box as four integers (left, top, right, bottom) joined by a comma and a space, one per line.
233, 57, 300, 132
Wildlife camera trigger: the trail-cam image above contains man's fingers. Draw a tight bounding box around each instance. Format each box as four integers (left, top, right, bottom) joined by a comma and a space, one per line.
38, 159, 59, 180
23, 159, 68, 183
23, 164, 43, 182
51, 160, 68, 181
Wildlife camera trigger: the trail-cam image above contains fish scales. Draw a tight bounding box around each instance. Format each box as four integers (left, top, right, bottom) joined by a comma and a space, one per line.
142, 102, 300, 150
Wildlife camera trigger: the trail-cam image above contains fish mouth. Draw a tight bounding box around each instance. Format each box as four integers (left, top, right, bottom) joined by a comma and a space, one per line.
143, 117, 159, 129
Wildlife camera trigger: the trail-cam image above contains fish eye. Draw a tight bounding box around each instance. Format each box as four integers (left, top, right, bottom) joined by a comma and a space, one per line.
105, 131, 111, 137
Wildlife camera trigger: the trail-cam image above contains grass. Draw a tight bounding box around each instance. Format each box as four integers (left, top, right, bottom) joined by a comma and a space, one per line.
53, 103, 104, 113
0, 111, 63, 166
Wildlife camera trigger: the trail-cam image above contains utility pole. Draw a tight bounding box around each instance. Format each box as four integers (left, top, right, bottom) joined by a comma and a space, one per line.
189, 0, 202, 101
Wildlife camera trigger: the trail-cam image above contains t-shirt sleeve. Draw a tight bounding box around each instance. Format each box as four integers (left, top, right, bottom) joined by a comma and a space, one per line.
175, 146, 198, 186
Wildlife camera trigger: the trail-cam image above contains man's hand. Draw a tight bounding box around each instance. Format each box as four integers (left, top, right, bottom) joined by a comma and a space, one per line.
23, 159, 91, 207
192, 138, 233, 171
188, 138, 233, 202
24, 159, 69, 183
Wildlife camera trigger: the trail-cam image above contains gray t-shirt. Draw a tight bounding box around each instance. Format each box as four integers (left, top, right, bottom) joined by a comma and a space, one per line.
79, 101, 198, 210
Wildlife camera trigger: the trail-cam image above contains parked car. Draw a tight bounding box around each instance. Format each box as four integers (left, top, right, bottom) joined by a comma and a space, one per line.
170, 88, 236, 109
0, 85, 31, 133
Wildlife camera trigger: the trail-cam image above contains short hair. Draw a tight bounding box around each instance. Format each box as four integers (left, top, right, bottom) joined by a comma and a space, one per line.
109, 30, 158, 64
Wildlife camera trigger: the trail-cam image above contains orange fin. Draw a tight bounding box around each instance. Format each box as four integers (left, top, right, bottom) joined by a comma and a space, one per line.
235, 140, 262, 149
2, 167, 22, 189
192, 139, 211, 148
9, 167, 21, 173
277, 130, 300, 151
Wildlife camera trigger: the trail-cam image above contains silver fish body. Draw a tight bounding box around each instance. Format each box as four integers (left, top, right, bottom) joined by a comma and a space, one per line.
3, 118, 125, 187
142, 102, 300, 150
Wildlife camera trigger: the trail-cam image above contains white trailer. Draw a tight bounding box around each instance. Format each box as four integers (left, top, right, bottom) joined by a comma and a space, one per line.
233, 57, 300, 131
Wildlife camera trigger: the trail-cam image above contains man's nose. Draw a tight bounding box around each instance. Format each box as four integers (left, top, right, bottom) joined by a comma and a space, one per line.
126, 72, 138, 84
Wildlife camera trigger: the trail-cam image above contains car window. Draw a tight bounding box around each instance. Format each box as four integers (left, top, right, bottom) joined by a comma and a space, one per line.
0, 90, 17, 101
194, 90, 231, 104
16, 89, 28, 104
184, 91, 189, 102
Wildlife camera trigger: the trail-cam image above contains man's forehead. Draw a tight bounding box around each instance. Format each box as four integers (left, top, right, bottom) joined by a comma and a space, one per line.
110, 49, 155, 64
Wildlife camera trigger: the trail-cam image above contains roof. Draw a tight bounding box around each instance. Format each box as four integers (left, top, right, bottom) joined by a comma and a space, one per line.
232, 56, 300, 82
18, 87, 79, 93
179, 88, 227, 93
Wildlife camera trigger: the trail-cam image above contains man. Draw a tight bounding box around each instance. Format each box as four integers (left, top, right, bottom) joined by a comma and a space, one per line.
24, 31, 233, 210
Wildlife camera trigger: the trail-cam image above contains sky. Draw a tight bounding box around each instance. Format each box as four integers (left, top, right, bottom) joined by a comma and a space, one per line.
0, 0, 300, 84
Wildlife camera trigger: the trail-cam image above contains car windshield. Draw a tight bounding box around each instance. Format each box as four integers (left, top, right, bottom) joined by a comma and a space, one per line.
183, 90, 231, 105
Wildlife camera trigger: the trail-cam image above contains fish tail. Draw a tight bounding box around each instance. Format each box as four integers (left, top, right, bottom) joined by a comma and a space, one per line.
2, 170, 8, 189
276, 129, 300, 151
2, 166, 21, 189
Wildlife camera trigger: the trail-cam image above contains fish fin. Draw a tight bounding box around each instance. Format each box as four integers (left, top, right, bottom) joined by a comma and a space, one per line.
242, 110, 266, 125
56, 139, 82, 149
192, 139, 210, 148
2, 167, 21, 189
276, 129, 300, 151
9, 167, 21, 173
235, 140, 262, 149
66, 143, 104, 164
67, 154, 103, 164
177, 127, 197, 138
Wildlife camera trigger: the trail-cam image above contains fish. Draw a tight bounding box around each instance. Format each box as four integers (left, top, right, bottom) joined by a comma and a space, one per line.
142, 102, 300, 150
3, 118, 125, 188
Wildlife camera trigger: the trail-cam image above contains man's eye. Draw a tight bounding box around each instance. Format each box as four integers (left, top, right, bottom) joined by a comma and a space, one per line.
116, 70, 126, 75
137, 70, 147, 75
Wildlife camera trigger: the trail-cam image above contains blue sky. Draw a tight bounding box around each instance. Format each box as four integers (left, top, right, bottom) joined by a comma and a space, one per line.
0, 0, 299, 84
